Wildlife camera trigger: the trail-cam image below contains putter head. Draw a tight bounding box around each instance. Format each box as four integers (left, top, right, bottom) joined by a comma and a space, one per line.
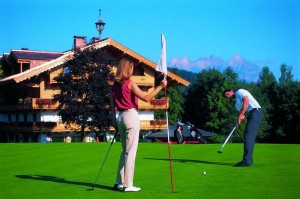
217, 150, 223, 154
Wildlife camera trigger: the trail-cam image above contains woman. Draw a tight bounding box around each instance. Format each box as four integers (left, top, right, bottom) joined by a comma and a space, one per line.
112, 58, 167, 192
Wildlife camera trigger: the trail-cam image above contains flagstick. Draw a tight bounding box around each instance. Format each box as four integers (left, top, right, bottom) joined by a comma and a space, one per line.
165, 86, 174, 193
156, 34, 174, 192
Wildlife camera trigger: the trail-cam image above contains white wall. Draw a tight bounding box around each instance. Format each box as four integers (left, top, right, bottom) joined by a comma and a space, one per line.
1, 110, 154, 123
40, 111, 60, 122
138, 111, 154, 120
115, 110, 154, 120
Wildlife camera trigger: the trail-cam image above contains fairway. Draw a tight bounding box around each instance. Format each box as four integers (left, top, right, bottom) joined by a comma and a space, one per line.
0, 143, 299, 199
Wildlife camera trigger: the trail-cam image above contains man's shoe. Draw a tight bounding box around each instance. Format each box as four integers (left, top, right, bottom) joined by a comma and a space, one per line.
113, 183, 123, 190
124, 186, 141, 192
234, 161, 251, 167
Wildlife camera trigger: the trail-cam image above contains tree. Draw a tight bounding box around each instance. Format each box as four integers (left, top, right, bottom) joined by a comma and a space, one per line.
273, 64, 300, 143
154, 85, 186, 124
53, 46, 117, 140
168, 67, 198, 87
183, 69, 240, 142
279, 63, 293, 84
257, 66, 277, 141
223, 67, 239, 88
154, 68, 187, 124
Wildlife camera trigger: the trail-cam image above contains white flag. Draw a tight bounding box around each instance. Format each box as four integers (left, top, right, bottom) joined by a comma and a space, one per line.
156, 34, 167, 79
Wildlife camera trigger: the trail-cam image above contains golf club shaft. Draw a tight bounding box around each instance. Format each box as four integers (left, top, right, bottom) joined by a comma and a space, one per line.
91, 130, 118, 189
220, 125, 237, 151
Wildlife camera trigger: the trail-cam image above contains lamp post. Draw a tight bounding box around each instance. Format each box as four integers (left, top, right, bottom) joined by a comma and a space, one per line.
95, 9, 106, 40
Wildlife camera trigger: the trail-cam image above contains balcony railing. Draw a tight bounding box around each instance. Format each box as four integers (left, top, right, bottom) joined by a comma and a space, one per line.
0, 120, 167, 132
140, 119, 167, 130
0, 96, 169, 111
0, 122, 67, 132
0, 98, 59, 111
32, 98, 59, 109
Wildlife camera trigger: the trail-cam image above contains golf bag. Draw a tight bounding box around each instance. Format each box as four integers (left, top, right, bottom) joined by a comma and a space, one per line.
187, 122, 207, 144
174, 120, 184, 144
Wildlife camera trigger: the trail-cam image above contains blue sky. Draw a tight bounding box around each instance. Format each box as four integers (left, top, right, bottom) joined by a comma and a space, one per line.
1, 0, 299, 81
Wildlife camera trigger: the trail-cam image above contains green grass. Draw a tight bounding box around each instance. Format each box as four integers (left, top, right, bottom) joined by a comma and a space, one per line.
0, 143, 299, 199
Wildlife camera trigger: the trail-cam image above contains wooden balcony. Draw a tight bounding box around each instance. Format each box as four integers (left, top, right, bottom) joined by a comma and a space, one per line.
0, 98, 59, 111
0, 121, 101, 133
131, 76, 154, 87
138, 98, 169, 110
0, 95, 168, 111
0, 120, 167, 133
0, 122, 67, 132
31, 98, 59, 109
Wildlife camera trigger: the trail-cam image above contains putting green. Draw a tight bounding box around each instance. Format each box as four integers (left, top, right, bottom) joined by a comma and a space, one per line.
0, 143, 299, 199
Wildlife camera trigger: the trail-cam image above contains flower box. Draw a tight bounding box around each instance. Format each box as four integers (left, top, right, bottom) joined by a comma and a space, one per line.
150, 119, 167, 126
35, 98, 57, 105
150, 99, 168, 105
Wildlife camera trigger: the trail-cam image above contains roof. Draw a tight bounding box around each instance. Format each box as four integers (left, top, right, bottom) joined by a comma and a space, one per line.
0, 52, 71, 84
0, 37, 190, 86
105, 38, 190, 86
11, 50, 64, 60
0, 53, 10, 63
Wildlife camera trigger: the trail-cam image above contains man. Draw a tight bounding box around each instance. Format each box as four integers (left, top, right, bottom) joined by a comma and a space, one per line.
223, 89, 263, 167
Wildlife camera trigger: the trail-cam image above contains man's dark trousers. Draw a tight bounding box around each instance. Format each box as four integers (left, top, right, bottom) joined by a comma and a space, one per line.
243, 109, 263, 165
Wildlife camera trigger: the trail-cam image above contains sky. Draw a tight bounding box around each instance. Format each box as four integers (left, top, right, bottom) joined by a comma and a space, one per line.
1, 0, 299, 81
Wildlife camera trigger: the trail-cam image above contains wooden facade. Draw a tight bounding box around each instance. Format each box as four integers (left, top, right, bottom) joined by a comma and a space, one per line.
0, 37, 189, 143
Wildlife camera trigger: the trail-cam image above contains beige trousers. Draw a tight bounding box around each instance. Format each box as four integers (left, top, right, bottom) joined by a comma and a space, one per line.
115, 108, 140, 187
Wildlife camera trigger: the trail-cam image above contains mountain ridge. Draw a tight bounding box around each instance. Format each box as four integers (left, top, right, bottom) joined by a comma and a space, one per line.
170, 53, 261, 82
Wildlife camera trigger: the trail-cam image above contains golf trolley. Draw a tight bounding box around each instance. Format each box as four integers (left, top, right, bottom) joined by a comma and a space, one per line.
174, 120, 184, 144
173, 120, 208, 144
187, 122, 207, 144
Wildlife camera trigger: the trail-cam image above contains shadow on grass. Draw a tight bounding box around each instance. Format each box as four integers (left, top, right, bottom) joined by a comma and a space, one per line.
144, 158, 234, 166
15, 174, 113, 191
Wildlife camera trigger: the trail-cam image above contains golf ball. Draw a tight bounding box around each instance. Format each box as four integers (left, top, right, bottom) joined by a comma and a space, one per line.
203, 171, 206, 175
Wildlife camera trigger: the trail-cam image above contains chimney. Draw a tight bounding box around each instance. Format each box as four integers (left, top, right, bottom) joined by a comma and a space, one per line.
74, 36, 87, 49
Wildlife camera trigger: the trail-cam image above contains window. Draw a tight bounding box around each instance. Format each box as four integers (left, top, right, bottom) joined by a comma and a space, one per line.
33, 113, 37, 122
24, 113, 28, 122
22, 63, 30, 71
16, 113, 19, 122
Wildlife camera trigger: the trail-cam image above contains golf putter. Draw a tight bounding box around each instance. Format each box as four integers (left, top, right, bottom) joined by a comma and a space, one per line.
87, 91, 119, 191
217, 125, 237, 154
87, 128, 119, 191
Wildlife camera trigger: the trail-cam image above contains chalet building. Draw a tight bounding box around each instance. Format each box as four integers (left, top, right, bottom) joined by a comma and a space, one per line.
0, 35, 189, 143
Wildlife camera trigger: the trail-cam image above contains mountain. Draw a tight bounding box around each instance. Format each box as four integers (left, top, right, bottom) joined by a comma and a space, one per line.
227, 54, 261, 82
170, 54, 261, 82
